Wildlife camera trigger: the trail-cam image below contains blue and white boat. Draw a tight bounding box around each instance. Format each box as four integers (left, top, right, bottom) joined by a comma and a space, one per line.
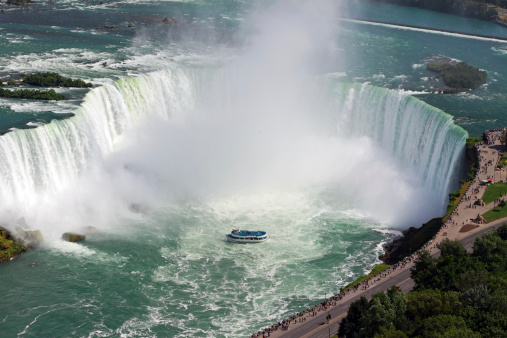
226, 228, 268, 243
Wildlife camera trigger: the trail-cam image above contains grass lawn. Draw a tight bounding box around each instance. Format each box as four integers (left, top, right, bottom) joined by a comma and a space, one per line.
482, 182, 507, 204
443, 181, 471, 222
483, 206, 507, 222
341, 263, 391, 292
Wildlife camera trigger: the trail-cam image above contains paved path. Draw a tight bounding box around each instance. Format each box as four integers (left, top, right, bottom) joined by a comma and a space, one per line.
253, 131, 507, 338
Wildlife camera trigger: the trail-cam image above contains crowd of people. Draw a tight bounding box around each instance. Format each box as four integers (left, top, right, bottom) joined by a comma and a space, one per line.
249, 300, 336, 338
446, 130, 505, 227
483, 128, 506, 145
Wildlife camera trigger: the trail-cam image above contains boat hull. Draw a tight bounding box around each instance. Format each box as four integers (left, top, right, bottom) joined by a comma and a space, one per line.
226, 234, 268, 243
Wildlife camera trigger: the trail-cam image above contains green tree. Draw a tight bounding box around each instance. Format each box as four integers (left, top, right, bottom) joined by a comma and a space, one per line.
412, 240, 485, 291
339, 287, 407, 337
338, 296, 369, 338
472, 231, 507, 274
406, 289, 463, 327
23, 72, 92, 88
374, 326, 408, 338
415, 314, 471, 337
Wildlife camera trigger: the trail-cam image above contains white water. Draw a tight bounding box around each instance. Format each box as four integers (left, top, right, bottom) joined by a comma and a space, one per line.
0, 69, 214, 235
0, 0, 467, 238
0, 65, 466, 237
322, 82, 467, 200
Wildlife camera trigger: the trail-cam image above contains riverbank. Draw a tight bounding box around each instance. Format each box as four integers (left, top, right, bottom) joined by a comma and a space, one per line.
0, 227, 26, 263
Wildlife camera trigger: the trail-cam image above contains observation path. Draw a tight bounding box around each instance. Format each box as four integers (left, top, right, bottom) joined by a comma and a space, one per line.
253, 131, 507, 338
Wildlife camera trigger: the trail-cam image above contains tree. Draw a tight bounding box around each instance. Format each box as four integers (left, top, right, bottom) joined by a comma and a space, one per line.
411, 250, 439, 290
23, 72, 93, 88
439, 238, 468, 259
413, 240, 486, 291
461, 285, 491, 311
495, 223, 507, 241
339, 287, 407, 337
406, 289, 462, 323
456, 270, 489, 292
472, 231, 507, 274
415, 314, 471, 337
374, 326, 408, 338
338, 296, 369, 338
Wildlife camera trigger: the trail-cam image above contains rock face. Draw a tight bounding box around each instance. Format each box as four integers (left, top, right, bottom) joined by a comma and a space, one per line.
82, 226, 98, 235
62, 232, 86, 242
0, 227, 27, 263
15, 229, 44, 249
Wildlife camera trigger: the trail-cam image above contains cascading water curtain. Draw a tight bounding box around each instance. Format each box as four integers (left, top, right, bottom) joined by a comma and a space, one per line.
323, 81, 468, 208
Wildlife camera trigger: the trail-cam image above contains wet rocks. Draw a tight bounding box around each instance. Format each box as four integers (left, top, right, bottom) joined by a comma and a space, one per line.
62, 232, 86, 242
0, 227, 27, 263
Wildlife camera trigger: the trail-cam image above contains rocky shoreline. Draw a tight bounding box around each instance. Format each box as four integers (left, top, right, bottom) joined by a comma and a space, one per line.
0, 227, 26, 263
0, 223, 93, 264
0, 226, 43, 263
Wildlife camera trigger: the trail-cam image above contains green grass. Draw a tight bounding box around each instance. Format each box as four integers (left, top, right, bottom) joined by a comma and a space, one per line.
482, 182, 507, 204
341, 264, 391, 292
0, 227, 26, 263
443, 181, 471, 222
0, 240, 26, 263
466, 136, 484, 150
483, 205, 507, 222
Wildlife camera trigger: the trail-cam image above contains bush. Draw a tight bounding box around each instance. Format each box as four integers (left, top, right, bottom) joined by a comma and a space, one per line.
23, 72, 93, 88
427, 62, 487, 90
0, 88, 64, 100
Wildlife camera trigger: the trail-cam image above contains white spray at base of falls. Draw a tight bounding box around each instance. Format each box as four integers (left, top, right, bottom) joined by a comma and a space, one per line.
320, 81, 468, 208
0, 69, 217, 234
0, 66, 467, 235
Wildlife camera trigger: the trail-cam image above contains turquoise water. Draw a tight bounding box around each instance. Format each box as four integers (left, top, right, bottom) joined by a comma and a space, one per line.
0, 1, 504, 337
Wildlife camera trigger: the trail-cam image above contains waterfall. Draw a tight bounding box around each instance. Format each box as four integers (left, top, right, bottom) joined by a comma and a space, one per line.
0, 69, 467, 223
322, 81, 468, 206
0, 68, 215, 208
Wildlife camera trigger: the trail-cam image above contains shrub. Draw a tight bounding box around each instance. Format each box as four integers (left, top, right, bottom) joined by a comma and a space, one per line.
0, 88, 64, 100
427, 62, 487, 90
23, 72, 93, 88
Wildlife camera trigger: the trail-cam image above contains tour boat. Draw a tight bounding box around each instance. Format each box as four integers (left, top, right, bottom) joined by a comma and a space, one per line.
226, 228, 268, 243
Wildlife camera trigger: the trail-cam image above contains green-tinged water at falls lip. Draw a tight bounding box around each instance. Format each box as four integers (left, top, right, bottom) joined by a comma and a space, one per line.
0, 0, 505, 337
